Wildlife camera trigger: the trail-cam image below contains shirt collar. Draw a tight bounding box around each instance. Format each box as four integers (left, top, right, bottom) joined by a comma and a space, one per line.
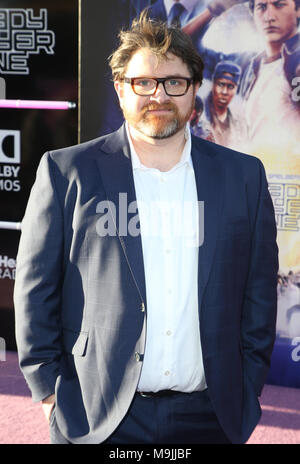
164, 0, 199, 16
126, 122, 192, 172
282, 32, 300, 55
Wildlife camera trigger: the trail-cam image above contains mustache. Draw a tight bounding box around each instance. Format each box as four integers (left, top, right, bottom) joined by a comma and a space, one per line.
142, 102, 177, 113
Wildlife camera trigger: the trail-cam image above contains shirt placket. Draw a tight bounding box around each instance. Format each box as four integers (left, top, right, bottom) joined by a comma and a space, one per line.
158, 171, 176, 384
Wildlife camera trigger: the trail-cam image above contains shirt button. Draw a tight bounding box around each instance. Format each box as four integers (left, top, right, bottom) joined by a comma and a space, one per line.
166, 330, 172, 336
164, 370, 170, 376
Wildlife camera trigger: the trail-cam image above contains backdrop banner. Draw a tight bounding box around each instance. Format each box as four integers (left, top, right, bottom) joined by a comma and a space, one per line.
0, 0, 78, 349
80, 1, 300, 388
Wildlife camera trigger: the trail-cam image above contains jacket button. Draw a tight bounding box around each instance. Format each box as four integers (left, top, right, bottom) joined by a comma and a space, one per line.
140, 302, 145, 312
135, 352, 141, 362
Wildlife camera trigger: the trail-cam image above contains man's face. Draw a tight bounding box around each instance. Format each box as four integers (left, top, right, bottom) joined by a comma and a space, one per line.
114, 48, 199, 139
253, 0, 299, 45
212, 75, 237, 111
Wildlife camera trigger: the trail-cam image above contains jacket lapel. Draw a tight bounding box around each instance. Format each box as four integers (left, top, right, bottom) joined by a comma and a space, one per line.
95, 124, 147, 304
191, 137, 224, 310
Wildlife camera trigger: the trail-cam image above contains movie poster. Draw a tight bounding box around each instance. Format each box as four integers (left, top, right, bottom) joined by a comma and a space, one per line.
180, 0, 300, 387
82, 0, 300, 388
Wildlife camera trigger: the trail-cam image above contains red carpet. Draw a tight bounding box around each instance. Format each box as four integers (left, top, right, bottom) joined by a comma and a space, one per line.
1, 351, 299, 444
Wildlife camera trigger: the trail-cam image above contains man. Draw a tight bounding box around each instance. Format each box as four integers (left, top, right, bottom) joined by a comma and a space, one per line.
14, 13, 278, 445
202, 61, 247, 149
183, 0, 300, 151
242, 0, 300, 152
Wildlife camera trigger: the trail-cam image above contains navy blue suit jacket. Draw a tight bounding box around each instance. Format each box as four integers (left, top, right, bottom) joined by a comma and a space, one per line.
14, 125, 278, 444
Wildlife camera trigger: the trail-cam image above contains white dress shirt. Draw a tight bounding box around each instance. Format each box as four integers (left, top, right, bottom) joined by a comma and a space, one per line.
126, 124, 207, 392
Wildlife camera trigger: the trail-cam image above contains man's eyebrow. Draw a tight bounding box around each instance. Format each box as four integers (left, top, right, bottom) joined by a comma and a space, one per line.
255, 0, 287, 5
162, 75, 191, 79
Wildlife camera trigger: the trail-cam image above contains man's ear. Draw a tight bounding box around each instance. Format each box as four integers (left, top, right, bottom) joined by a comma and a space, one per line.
193, 82, 200, 101
194, 82, 200, 95
114, 81, 124, 105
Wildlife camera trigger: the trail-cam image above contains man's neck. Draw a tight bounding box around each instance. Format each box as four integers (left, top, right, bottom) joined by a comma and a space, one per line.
128, 125, 187, 172
265, 41, 283, 60
214, 105, 228, 123
265, 29, 298, 59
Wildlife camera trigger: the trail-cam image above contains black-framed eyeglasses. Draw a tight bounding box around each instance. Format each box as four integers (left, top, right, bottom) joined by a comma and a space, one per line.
122, 76, 194, 96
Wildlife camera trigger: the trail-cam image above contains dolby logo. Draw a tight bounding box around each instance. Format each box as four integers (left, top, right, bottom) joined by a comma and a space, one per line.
0, 130, 21, 164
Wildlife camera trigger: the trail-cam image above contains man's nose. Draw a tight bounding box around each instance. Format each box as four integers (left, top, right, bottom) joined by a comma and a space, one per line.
263, 5, 276, 22
150, 82, 169, 101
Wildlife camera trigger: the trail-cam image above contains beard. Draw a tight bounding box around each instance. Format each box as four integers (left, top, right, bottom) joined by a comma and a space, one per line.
122, 100, 194, 139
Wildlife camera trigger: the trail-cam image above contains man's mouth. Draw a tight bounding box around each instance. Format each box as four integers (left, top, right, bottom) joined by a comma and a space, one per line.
147, 109, 172, 114
264, 26, 280, 33
144, 105, 175, 117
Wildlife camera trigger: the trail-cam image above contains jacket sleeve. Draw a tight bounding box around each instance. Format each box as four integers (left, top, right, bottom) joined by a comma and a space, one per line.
14, 152, 64, 402
241, 159, 278, 396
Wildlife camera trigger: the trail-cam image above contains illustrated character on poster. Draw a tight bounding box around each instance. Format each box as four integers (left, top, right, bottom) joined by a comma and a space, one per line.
200, 60, 248, 149
241, 0, 300, 154
277, 270, 300, 338
189, 95, 215, 139
182, 0, 300, 153
146, 0, 210, 27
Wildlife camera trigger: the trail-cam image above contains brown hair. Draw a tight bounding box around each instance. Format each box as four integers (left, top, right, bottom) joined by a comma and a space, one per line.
108, 10, 204, 85
249, 0, 300, 12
